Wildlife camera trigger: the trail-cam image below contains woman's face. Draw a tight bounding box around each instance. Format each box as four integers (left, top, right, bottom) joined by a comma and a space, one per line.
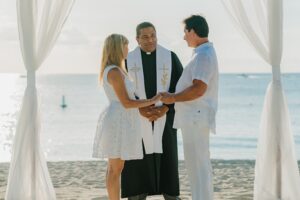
123, 43, 129, 59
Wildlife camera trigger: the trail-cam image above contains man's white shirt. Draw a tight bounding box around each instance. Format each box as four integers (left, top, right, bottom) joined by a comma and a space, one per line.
173, 42, 219, 133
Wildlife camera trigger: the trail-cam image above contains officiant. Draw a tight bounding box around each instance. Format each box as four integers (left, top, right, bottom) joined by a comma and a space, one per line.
121, 22, 183, 200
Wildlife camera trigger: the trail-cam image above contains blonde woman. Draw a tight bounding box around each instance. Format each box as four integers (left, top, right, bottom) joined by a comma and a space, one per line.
92, 34, 161, 200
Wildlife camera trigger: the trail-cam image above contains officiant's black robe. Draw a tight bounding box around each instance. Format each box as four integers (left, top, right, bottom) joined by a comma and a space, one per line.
121, 49, 183, 198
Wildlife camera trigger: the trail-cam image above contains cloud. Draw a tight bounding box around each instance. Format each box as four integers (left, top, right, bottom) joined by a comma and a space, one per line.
1, 0, 300, 73
57, 25, 92, 46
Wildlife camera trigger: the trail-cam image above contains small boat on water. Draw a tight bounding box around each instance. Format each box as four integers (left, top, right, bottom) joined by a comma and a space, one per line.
61, 95, 67, 108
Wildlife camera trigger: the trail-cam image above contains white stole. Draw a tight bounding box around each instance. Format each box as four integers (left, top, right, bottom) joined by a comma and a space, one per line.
127, 45, 172, 154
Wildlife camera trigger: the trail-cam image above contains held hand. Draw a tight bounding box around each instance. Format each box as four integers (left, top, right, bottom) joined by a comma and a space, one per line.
150, 93, 162, 104
161, 92, 176, 104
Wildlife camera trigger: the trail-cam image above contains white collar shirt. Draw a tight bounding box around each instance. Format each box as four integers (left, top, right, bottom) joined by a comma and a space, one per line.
173, 42, 219, 133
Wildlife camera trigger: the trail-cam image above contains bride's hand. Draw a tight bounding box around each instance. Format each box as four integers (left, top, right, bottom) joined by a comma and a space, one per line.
151, 93, 162, 103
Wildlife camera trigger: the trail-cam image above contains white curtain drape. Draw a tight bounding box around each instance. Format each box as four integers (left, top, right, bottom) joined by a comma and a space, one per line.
222, 0, 300, 199
5, 0, 74, 199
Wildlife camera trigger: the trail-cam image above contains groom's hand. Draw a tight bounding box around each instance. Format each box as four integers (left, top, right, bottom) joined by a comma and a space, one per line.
161, 92, 176, 104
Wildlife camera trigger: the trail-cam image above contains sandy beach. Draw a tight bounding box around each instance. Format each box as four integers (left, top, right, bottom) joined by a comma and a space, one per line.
0, 159, 289, 200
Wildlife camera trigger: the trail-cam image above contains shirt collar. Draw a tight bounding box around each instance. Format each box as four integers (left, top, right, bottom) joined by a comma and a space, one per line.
193, 42, 212, 54
140, 47, 156, 56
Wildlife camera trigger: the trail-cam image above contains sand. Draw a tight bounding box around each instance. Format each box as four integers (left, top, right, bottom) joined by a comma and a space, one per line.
1, 160, 298, 200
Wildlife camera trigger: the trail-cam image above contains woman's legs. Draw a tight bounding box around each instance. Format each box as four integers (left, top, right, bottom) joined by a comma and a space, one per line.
106, 158, 125, 200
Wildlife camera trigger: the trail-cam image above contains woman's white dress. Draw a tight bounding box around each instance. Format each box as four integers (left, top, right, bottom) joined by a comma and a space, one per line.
92, 65, 143, 160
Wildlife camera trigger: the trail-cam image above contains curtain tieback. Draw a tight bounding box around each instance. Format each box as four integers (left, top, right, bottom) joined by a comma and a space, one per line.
27, 70, 36, 88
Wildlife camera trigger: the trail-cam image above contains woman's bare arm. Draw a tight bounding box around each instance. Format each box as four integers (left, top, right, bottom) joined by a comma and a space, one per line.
107, 68, 161, 109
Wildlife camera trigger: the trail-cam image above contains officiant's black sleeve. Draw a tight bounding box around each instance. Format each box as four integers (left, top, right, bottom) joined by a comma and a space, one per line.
165, 52, 183, 112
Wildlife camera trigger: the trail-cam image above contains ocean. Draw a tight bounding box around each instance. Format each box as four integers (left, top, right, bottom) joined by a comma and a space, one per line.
0, 73, 299, 162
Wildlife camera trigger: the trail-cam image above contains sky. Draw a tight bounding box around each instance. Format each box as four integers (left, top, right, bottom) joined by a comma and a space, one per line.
0, 0, 299, 74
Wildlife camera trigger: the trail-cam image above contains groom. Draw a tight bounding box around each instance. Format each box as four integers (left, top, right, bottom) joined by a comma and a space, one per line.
161, 15, 219, 200
121, 22, 183, 200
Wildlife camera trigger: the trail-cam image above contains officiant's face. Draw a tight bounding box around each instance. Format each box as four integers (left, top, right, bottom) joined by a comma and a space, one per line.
136, 27, 157, 52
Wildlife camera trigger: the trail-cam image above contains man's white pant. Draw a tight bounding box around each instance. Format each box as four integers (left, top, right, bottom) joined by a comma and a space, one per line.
181, 124, 213, 200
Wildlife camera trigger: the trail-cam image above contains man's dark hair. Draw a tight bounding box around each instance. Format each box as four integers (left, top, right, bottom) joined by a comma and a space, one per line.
136, 22, 156, 37
183, 15, 209, 37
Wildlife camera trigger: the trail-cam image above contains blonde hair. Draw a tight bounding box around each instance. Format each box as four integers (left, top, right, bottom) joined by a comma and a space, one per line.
99, 34, 129, 82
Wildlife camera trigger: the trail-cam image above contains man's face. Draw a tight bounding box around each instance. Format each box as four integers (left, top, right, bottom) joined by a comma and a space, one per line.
136, 27, 157, 52
183, 28, 195, 47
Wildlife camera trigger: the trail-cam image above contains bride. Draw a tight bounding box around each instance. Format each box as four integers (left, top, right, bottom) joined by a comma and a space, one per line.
92, 34, 161, 200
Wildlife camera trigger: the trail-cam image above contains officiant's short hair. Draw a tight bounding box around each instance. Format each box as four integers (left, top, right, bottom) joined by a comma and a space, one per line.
136, 22, 156, 37
183, 15, 209, 38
